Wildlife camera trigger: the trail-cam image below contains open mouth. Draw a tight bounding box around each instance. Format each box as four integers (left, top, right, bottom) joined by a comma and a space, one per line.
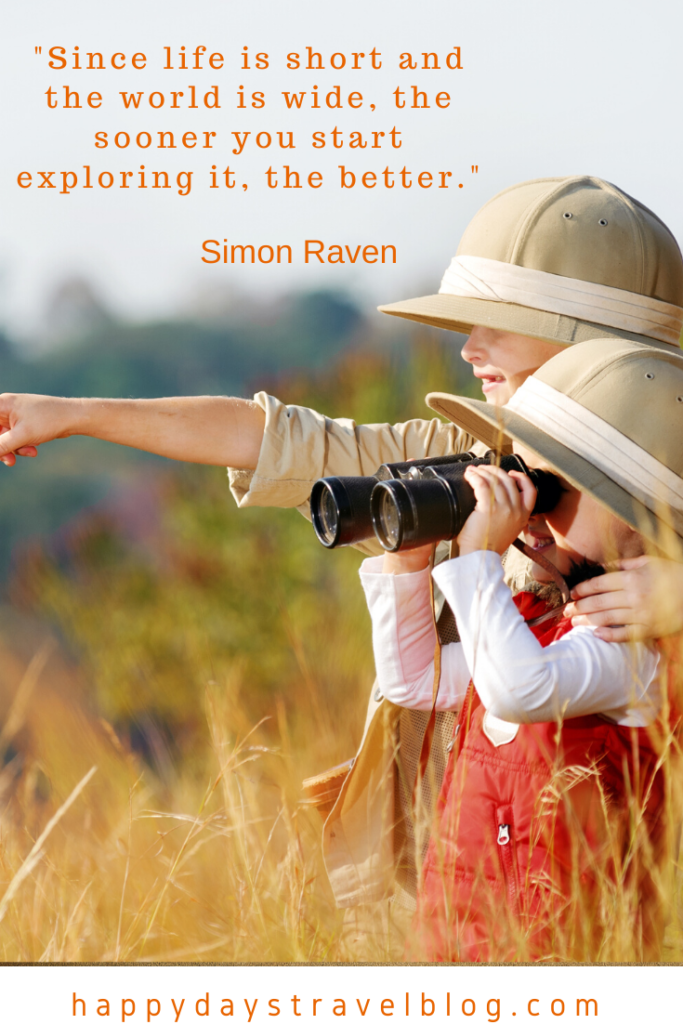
524, 533, 554, 553
478, 374, 506, 394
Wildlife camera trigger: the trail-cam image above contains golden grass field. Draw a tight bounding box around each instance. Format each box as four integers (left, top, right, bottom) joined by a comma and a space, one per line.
0, 338, 681, 963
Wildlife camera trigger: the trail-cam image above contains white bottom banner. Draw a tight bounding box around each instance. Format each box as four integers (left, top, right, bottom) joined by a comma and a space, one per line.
1, 963, 680, 1023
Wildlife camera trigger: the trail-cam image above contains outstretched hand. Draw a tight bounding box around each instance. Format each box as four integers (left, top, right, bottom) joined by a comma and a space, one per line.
564, 555, 683, 642
457, 466, 536, 557
0, 393, 77, 466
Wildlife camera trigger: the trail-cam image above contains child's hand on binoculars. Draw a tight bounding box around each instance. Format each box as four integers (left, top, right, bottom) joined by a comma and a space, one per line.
457, 465, 537, 557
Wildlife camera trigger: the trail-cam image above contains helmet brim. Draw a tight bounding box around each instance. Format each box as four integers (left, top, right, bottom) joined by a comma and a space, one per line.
379, 293, 679, 349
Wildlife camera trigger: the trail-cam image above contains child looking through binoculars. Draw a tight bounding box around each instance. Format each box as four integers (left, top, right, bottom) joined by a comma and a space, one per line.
360, 338, 683, 961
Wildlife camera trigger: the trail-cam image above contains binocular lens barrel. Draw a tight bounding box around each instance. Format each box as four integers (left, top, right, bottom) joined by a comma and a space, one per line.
372, 477, 458, 551
309, 476, 378, 548
375, 486, 405, 550
529, 468, 562, 516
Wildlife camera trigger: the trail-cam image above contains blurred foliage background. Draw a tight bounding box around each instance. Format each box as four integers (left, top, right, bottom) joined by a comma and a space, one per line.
0, 282, 376, 572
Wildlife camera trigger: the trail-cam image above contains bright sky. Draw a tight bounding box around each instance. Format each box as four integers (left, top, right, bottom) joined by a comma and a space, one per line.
3, 0, 682, 338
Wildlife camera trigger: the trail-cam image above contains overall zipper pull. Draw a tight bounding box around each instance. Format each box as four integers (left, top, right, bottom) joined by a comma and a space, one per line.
497, 823, 511, 846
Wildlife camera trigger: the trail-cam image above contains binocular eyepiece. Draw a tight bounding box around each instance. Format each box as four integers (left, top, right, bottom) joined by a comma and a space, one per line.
310, 451, 562, 552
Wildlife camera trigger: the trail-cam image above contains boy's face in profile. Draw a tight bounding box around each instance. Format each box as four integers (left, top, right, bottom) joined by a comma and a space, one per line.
513, 443, 644, 583
460, 328, 564, 406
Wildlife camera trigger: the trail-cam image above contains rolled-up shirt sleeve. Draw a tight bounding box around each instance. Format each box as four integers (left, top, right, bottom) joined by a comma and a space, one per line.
432, 551, 661, 726
359, 557, 471, 712
228, 391, 475, 513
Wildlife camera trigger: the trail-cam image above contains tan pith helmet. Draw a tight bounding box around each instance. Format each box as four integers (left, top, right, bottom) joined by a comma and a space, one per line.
426, 337, 683, 552
379, 176, 683, 349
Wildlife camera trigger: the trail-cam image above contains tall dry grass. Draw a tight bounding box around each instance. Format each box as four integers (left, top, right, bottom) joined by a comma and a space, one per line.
0, 336, 681, 962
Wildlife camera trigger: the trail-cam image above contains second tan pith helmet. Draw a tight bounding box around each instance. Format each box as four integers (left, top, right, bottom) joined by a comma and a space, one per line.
427, 337, 683, 554
379, 176, 683, 349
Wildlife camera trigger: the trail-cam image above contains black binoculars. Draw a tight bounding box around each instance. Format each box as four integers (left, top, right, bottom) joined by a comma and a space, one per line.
310, 450, 562, 552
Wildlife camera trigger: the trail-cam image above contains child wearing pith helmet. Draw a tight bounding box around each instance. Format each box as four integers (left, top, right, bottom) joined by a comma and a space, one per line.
379, 174, 683, 351
360, 336, 683, 961
315, 176, 683, 938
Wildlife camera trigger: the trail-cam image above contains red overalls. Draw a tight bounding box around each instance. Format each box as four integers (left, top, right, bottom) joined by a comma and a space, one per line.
413, 592, 672, 962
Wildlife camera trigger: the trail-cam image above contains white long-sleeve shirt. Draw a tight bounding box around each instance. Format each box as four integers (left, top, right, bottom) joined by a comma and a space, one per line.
359, 551, 662, 728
